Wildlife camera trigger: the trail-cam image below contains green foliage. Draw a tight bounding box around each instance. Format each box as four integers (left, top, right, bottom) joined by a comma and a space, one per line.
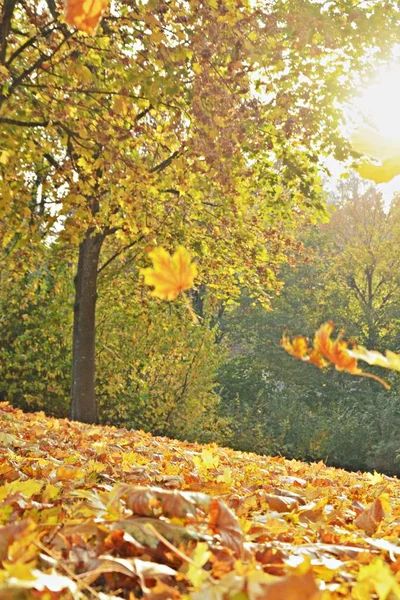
96, 269, 227, 442
0, 249, 72, 417
217, 179, 400, 474
0, 248, 225, 439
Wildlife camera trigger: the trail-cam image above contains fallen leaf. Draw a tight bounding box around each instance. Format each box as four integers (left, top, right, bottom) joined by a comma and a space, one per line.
354, 499, 384, 535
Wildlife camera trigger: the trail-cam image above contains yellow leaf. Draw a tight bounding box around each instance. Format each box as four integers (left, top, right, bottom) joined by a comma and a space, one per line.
217, 467, 233, 485
201, 448, 219, 469
186, 542, 212, 587
0, 151, 10, 165
141, 246, 197, 301
348, 346, 400, 372
3, 560, 36, 581
65, 0, 109, 35
366, 471, 384, 485
353, 558, 400, 600
356, 158, 400, 184
85, 460, 106, 473
0, 480, 43, 502
350, 126, 400, 183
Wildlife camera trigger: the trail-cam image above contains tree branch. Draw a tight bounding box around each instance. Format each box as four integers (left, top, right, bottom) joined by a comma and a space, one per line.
0, 0, 18, 64
0, 117, 49, 127
97, 235, 145, 275
1, 30, 73, 109
5, 21, 57, 68
150, 150, 180, 174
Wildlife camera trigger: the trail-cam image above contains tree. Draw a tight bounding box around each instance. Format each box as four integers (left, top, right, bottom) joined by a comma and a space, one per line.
323, 174, 400, 348
0, 247, 226, 440
2, 0, 400, 423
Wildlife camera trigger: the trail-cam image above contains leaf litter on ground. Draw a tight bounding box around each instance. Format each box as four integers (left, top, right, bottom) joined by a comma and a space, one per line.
0, 402, 399, 599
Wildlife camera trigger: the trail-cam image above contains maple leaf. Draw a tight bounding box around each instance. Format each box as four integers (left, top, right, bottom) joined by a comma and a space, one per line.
313, 322, 359, 374
65, 0, 109, 35
141, 246, 197, 301
353, 558, 400, 600
282, 322, 390, 389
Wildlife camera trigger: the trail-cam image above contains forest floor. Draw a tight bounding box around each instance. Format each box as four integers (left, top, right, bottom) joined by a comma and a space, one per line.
0, 402, 399, 599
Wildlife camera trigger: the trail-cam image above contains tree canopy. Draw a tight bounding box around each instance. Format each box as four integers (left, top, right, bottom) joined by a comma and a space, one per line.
2, 0, 400, 422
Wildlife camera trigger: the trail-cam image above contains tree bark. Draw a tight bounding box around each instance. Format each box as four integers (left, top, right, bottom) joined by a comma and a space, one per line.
70, 231, 104, 423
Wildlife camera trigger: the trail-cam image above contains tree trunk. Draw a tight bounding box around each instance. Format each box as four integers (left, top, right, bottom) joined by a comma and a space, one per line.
70, 231, 104, 423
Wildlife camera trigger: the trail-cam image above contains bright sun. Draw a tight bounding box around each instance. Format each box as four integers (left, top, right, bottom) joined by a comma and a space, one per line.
355, 65, 400, 142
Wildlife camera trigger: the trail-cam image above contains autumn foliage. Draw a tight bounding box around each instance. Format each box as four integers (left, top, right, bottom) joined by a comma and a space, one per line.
1, 402, 400, 599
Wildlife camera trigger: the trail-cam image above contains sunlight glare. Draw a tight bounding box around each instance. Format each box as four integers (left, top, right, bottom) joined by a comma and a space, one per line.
355, 65, 400, 142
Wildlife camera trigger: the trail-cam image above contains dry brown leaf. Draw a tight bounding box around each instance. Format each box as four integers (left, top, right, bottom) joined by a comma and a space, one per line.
354, 498, 384, 535
252, 568, 321, 600
263, 493, 298, 513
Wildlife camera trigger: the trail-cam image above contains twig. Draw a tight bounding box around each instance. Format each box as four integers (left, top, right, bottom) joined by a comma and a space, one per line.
33, 539, 102, 600
144, 522, 215, 582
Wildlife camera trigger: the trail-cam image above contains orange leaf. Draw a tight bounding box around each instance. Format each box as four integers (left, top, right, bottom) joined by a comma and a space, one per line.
314, 321, 359, 374
282, 322, 390, 389
141, 246, 197, 301
65, 0, 109, 35
280, 333, 327, 367
280, 334, 310, 361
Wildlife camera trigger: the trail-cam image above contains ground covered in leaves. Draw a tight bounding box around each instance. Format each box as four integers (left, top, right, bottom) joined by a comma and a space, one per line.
1, 403, 400, 599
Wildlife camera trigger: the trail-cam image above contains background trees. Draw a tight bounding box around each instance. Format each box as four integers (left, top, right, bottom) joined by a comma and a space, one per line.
323, 175, 400, 348
217, 175, 400, 474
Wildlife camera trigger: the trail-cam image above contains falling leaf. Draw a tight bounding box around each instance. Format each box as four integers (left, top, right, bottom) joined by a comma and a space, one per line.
141, 246, 198, 301
65, 0, 109, 35
280, 333, 328, 368
280, 334, 310, 361
356, 158, 400, 184
282, 322, 390, 389
350, 125, 400, 184
314, 322, 359, 373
